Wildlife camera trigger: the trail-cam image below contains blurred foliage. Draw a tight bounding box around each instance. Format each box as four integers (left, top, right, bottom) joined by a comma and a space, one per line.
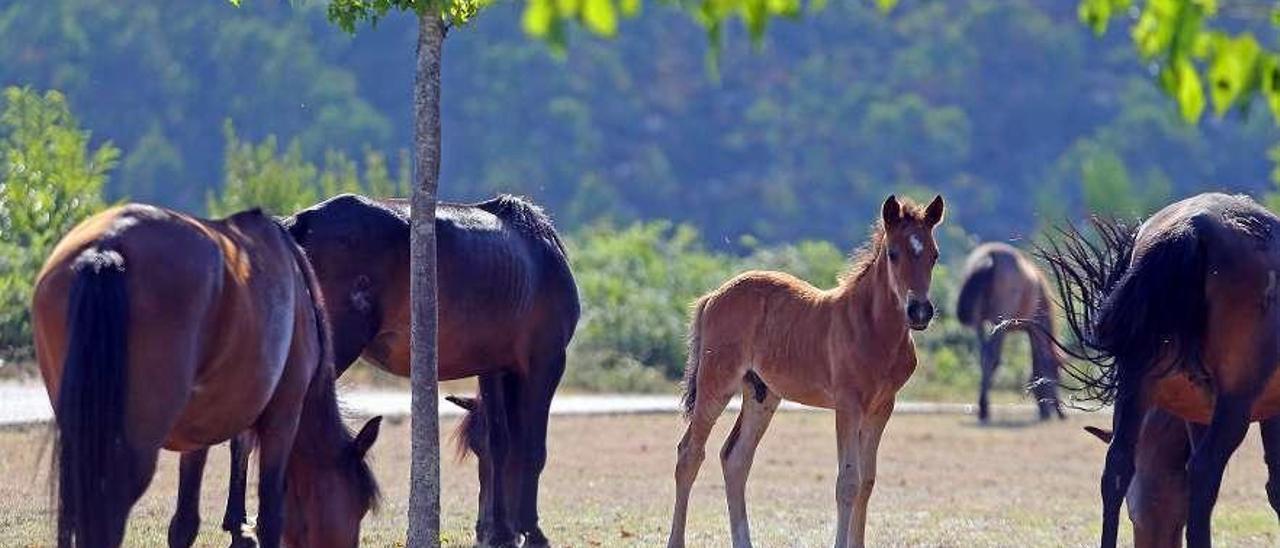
5, 1, 1276, 247
209, 122, 409, 216
0, 87, 115, 353
1078, 0, 1280, 124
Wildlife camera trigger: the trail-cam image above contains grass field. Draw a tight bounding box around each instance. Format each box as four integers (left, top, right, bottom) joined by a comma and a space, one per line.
1, 409, 1277, 547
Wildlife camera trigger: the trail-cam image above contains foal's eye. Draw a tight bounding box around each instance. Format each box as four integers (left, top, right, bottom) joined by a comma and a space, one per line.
887, 249, 899, 262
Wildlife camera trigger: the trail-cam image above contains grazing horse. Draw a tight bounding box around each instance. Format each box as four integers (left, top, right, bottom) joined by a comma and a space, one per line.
32, 204, 381, 548
668, 195, 945, 548
1084, 411, 1280, 548
1037, 192, 1280, 547
956, 242, 1065, 422
179, 193, 579, 548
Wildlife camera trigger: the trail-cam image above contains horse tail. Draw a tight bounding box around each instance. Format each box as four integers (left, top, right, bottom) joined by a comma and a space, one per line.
680, 296, 710, 419
1038, 216, 1207, 405
956, 254, 995, 327
479, 194, 571, 260
55, 247, 130, 546
444, 395, 485, 463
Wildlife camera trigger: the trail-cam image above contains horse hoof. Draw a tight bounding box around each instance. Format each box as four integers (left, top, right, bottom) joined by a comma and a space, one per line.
228, 536, 258, 548
523, 531, 551, 548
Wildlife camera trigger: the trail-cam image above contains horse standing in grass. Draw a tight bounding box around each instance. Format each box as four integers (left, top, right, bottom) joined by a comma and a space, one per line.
32, 205, 381, 548
668, 195, 945, 548
177, 193, 579, 548
1037, 192, 1280, 548
956, 242, 1065, 422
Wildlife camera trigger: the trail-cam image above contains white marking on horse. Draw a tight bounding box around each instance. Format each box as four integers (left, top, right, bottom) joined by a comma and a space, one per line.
909, 234, 924, 256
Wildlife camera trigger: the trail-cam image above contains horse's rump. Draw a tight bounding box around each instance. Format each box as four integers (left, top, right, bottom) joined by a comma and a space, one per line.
956, 253, 996, 327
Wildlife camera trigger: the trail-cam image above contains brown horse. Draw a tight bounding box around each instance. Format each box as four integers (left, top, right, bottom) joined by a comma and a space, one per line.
178, 193, 579, 548
668, 195, 945, 548
1037, 192, 1280, 547
956, 242, 1065, 422
1085, 411, 1280, 548
32, 204, 381, 548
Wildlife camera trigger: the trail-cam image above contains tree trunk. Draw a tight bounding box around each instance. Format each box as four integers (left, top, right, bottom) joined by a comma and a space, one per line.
407, 10, 444, 548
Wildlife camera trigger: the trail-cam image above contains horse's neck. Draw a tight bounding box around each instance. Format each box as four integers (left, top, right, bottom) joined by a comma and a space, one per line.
835, 253, 908, 348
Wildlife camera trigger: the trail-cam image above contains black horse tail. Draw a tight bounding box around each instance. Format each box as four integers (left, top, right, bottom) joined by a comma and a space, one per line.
56, 247, 130, 546
1038, 216, 1208, 405
956, 255, 995, 327
480, 194, 571, 260
680, 296, 710, 419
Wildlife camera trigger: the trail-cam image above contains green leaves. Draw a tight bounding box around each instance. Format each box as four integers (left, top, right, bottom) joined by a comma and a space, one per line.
521, 0, 628, 47
1082, 0, 1280, 124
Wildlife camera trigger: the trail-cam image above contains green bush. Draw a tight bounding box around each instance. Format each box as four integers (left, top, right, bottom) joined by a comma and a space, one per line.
208, 121, 409, 217
0, 87, 116, 354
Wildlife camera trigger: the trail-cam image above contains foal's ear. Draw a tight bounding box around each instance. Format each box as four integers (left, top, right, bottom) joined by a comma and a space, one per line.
881, 195, 902, 227
354, 416, 383, 458
924, 195, 945, 227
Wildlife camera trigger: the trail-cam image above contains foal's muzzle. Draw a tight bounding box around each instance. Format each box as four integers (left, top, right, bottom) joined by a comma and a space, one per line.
906, 298, 934, 331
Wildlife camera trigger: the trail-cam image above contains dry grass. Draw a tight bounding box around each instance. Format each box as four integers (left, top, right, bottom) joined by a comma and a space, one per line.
1, 409, 1277, 547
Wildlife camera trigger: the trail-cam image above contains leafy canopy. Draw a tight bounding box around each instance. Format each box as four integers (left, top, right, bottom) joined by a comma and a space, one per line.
1080, 0, 1280, 124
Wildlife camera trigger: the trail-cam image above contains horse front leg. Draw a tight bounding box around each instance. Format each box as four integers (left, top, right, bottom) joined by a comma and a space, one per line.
168, 448, 209, 548
846, 402, 891, 548
832, 403, 864, 548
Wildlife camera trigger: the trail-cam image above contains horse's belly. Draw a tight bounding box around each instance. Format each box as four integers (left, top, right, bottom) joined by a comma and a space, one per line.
1154, 370, 1280, 424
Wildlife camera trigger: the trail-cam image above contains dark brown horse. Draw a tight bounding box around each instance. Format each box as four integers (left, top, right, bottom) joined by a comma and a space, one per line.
956, 242, 1065, 422
1037, 192, 1280, 547
32, 204, 381, 548
179, 193, 579, 548
669, 195, 945, 548
1085, 411, 1280, 548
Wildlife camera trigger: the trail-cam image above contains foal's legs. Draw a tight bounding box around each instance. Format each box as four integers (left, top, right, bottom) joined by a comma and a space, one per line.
668, 361, 737, 548
721, 378, 781, 548
1028, 329, 1064, 420
1260, 416, 1280, 521
168, 448, 209, 548
978, 328, 1005, 423
844, 399, 896, 545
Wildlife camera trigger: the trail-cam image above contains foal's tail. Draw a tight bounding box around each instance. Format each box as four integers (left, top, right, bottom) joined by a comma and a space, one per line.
444, 394, 485, 462
680, 297, 710, 419
1037, 216, 1208, 405
55, 247, 131, 546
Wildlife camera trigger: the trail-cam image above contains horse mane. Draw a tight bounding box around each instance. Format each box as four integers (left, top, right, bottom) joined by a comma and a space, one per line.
837, 197, 930, 288
274, 218, 381, 511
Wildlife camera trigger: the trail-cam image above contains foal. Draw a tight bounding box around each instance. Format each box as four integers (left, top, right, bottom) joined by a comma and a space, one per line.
668, 195, 945, 548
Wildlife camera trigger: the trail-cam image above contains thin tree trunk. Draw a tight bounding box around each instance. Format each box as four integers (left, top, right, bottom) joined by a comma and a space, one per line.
407, 10, 444, 548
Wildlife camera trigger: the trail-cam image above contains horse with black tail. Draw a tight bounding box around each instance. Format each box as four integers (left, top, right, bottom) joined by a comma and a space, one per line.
1032, 193, 1280, 548
956, 242, 1065, 422
173, 193, 579, 548
33, 204, 381, 548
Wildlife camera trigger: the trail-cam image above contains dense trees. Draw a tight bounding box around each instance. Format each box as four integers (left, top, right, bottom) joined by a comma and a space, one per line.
4, 0, 1275, 248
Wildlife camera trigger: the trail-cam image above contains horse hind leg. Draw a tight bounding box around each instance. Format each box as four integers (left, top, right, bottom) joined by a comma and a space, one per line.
668, 353, 740, 548
720, 372, 781, 548
510, 349, 566, 548
222, 431, 256, 547
1260, 416, 1280, 522
1028, 331, 1064, 421
978, 327, 1005, 423
168, 448, 209, 548
1185, 392, 1253, 548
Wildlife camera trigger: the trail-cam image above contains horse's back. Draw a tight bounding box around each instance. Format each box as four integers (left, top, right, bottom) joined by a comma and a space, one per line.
957, 243, 1044, 326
